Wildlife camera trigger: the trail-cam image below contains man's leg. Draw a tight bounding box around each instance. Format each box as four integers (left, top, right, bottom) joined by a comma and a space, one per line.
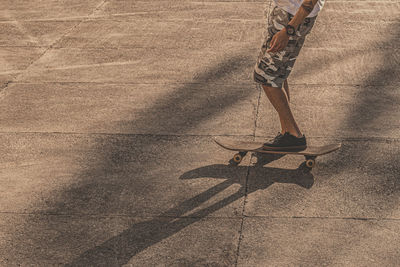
281, 79, 291, 132
262, 83, 302, 137
252, 5, 317, 149
283, 79, 290, 102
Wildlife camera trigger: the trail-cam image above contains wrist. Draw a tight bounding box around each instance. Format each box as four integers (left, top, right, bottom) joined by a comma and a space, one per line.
285, 24, 296, 36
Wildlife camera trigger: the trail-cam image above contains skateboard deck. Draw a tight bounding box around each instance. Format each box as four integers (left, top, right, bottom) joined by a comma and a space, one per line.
214, 137, 341, 169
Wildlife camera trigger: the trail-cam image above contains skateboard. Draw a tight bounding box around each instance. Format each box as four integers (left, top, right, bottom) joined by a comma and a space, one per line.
214, 137, 341, 169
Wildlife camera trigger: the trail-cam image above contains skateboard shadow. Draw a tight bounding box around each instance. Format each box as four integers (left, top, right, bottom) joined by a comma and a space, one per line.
180, 161, 314, 190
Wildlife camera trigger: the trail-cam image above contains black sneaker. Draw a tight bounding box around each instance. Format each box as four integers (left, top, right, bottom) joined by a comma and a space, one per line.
262, 132, 283, 148
263, 132, 307, 151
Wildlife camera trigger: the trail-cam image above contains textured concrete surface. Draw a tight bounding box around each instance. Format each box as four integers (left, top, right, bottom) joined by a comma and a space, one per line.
0, 83, 258, 135
1, 0, 400, 266
238, 217, 400, 266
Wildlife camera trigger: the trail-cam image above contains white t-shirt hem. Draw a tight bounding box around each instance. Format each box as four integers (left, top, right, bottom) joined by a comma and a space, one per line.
273, 0, 324, 18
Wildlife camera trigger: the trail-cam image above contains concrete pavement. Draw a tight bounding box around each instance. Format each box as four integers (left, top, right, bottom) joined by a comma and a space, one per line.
1, 0, 399, 266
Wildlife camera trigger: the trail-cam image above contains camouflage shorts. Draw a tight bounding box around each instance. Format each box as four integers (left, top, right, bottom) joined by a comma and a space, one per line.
253, 5, 317, 88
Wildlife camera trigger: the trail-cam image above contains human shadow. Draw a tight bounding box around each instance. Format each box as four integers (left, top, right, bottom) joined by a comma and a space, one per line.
66, 161, 313, 266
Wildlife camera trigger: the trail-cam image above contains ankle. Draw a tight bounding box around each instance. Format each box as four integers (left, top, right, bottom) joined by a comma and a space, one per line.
287, 131, 303, 138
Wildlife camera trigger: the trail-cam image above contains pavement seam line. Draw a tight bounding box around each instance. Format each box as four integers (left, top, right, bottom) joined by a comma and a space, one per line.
1, 45, 397, 50
0, 211, 399, 222
6, 81, 400, 87
234, 166, 251, 267
253, 84, 263, 138
234, 5, 271, 264
0, 132, 398, 143
233, 83, 260, 265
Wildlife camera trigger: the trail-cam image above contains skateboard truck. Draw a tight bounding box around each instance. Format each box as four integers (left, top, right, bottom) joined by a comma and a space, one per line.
233, 152, 316, 169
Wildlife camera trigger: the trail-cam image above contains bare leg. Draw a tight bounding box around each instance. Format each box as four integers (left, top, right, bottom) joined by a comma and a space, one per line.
262, 83, 302, 137
283, 79, 290, 102
275, 79, 290, 133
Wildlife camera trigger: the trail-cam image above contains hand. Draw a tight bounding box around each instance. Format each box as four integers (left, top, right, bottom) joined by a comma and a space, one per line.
267, 29, 289, 53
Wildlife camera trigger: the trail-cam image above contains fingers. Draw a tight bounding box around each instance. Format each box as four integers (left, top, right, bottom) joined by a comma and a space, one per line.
267, 31, 288, 53
268, 41, 285, 53
267, 42, 282, 53
273, 43, 281, 53
267, 36, 284, 53
276, 43, 285, 52
267, 35, 277, 53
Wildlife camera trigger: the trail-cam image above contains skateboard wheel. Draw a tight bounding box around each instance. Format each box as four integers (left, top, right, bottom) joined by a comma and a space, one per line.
233, 153, 243, 164
305, 159, 315, 169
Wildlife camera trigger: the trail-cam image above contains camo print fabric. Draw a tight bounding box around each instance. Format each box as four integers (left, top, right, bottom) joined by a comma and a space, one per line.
253, 5, 317, 88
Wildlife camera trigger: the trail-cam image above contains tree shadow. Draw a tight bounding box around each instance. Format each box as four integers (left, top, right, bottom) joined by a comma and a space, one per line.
14, 4, 400, 267
46, 22, 332, 267
66, 161, 313, 266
